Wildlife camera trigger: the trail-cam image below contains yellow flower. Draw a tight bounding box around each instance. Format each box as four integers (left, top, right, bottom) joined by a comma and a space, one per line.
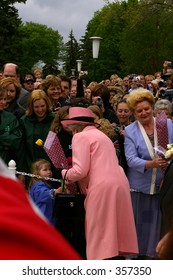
35, 139, 44, 146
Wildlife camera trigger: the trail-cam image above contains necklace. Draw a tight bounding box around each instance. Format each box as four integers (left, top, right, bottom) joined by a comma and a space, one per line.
147, 132, 154, 144
147, 131, 154, 137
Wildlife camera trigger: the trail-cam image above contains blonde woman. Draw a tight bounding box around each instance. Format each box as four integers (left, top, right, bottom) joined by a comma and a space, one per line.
0, 77, 25, 118
41, 75, 62, 112
19, 89, 55, 188
124, 88, 173, 259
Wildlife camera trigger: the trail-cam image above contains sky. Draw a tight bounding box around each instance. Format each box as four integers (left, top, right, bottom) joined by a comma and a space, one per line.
14, 0, 114, 43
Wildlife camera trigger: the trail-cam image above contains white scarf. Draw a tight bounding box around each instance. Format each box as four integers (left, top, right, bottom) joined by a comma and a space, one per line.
137, 118, 158, 194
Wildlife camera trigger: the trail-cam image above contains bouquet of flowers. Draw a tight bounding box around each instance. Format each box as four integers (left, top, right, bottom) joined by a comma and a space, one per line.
154, 144, 173, 160
165, 144, 173, 159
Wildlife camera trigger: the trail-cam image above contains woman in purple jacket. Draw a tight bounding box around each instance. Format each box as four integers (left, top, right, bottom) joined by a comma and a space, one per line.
124, 88, 173, 259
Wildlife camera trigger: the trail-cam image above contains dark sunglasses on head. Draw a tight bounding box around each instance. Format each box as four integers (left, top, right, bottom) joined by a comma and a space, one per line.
70, 102, 90, 108
26, 81, 34, 85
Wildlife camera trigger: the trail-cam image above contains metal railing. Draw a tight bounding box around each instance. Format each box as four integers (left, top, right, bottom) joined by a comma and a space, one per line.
8, 159, 61, 183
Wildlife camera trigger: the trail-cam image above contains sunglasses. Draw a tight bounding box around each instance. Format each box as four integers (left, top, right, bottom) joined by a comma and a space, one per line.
70, 102, 90, 108
26, 81, 34, 85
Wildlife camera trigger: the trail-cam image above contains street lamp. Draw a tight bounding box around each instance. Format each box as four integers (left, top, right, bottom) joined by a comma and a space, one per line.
76, 60, 83, 73
71, 69, 75, 77
90, 36, 102, 81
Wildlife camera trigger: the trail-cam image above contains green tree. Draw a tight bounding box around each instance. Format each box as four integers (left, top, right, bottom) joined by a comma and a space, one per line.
18, 22, 63, 73
42, 64, 60, 78
64, 30, 80, 77
120, 0, 173, 74
79, 0, 173, 80
0, 0, 26, 68
80, 3, 126, 81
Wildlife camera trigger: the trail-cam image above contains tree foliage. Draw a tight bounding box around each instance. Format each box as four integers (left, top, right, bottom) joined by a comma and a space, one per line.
0, 0, 26, 68
2, 0, 173, 80
63, 30, 80, 77
79, 0, 173, 81
79, 3, 126, 81
18, 22, 63, 73
42, 64, 61, 78
119, 0, 173, 74
0, 1, 63, 74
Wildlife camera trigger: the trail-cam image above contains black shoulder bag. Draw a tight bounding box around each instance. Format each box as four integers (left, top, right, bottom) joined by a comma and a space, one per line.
53, 170, 86, 259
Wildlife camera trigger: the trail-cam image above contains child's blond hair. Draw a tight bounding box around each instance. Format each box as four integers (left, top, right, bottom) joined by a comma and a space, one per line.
28, 159, 51, 190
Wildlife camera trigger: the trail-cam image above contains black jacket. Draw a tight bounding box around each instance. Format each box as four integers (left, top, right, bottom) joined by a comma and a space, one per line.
159, 159, 173, 237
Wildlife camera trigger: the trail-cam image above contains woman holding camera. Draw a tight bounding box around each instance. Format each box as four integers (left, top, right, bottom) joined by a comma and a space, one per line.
113, 99, 132, 174
90, 83, 118, 123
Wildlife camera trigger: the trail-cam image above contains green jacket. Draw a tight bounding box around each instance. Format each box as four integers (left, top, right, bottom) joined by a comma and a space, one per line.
0, 110, 24, 169
19, 112, 55, 173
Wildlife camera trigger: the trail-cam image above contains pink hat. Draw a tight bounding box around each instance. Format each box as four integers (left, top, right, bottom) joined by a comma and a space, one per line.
61, 107, 98, 127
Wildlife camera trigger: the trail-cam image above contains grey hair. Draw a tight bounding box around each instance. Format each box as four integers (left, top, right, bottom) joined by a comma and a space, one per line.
154, 99, 173, 114
68, 123, 88, 132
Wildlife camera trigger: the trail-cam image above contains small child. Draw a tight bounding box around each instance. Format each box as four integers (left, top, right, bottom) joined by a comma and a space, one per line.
29, 159, 63, 226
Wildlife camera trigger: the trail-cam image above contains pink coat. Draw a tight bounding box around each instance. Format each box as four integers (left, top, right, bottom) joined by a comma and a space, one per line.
62, 126, 138, 260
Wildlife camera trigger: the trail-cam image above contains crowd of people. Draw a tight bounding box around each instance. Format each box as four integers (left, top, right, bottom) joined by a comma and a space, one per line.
0, 60, 173, 260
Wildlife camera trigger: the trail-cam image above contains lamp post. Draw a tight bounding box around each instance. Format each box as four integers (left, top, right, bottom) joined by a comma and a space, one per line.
90, 36, 102, 81
76, 60, 83, 73
71, 68, 75, 77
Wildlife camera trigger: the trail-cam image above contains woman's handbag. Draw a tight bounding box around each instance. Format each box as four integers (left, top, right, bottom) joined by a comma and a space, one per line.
53, 171, 86, 258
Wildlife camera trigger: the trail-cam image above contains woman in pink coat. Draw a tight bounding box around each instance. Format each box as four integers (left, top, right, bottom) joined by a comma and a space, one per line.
61, 107, 138, 260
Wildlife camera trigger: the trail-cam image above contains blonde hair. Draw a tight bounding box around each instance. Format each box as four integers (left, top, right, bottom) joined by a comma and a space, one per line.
28, 159, 51, 189
111, 93, 124, 105
97, 118, 116, 140
108, 85, 125, 96
0, 84, 6, 98
88, 81, 98, 92
88, 105, 102, 119
25, 89, 52, 116
145, 74, 155, 81
50, 106, 70, 133
34, 69, 42, 75
110, 74, 119, 80
126, 88, 155, 112
0, 77, 21, 99
41, 75, 61, 93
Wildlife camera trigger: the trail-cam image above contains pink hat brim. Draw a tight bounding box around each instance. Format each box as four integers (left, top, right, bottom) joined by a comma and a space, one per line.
61, 119, 99, 127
